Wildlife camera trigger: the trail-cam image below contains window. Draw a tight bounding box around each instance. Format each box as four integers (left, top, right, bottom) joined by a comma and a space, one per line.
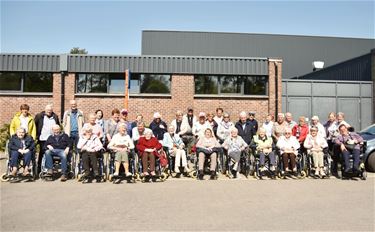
0, 72, 52, 92
194, 75, 268, 95
76, 73, 171, 94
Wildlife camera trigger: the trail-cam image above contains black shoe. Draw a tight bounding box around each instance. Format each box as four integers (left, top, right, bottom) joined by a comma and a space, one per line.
60, 175, 67, 182
198, 170, 204, 180
210, 171, 216, 180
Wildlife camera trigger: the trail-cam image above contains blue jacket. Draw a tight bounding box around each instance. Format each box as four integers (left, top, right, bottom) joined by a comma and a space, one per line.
9, 134, 35, 153
44, 133, 71, 150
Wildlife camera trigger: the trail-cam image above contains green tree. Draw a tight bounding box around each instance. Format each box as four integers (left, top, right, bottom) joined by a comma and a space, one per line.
70, 47, 88, 54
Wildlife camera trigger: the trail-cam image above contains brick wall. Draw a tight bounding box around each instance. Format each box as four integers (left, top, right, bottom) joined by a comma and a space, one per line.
0, 60, 283, 126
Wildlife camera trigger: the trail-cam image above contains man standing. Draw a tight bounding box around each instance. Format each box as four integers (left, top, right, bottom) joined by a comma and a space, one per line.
34, 104, 60, 175
235, 111, 253, 145
285, 112, 297, 129
63, 100, 84, 153
247, 112, 258, 136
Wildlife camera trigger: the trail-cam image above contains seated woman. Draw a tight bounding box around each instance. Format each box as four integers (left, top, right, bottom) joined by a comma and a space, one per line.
77, 126, 103, 179
107, 123, 134, 177
82, 113, 103, 140
223, 127, 247, 178
251, 127, 275, 172
136, 130, 162, 177
276, 127, 300, 173
304, 126, 328, 177
163, 125, 189, 174
8, 127, 35, 178
334, 124, 363, 173
196, 128, 221, 180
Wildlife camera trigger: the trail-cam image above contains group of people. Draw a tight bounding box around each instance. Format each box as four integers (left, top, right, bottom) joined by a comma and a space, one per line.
7, 100, 364, 182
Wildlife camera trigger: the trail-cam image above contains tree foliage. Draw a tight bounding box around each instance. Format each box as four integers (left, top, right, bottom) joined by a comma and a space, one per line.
70, 47, 88, 54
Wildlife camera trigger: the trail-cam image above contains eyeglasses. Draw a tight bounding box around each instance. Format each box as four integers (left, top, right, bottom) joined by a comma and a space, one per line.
284, 132, 291, 134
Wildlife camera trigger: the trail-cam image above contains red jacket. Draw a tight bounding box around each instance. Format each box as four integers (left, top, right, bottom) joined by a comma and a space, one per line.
292, 124, 309, 143
136, 137, 162, 155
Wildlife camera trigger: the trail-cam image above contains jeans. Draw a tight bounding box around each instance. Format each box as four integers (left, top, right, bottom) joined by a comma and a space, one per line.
342, 149, 360, 172
70, 131, 79, 153
259, 151, 276, 166
10, 150, 32, 167
45, 149, 67, 174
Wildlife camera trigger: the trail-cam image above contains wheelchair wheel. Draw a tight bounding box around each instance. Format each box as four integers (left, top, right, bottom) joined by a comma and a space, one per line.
1, 173, 9, 182
337, 163, 343, 179
189, 170, 197, 179
159, 173, 168, 182
299, 170, 307, 179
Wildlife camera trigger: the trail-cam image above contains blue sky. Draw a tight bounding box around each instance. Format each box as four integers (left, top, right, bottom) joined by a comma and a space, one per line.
1, 0, 374, 55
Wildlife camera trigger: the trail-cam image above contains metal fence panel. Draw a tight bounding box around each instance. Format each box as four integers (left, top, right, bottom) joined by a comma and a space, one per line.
338, 98, 360, 131
361, 98, 373, 128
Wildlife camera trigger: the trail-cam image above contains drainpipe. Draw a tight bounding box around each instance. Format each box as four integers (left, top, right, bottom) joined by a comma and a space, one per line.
59, 54, 68, 122
274, 61, 279, 117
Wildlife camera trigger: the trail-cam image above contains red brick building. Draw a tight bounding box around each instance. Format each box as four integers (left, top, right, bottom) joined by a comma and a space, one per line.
0, 54, 282, 125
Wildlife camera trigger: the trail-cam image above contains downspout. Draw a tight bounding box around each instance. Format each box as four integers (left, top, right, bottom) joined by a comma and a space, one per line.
274, 61, 279, 117
60, 71, 65, 121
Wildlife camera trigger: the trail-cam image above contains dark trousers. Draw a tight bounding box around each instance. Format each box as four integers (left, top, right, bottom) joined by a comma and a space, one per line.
142, 152, 155, 172
70, 132, 79, 153
81, 151, 99, 176
37, 140, 46, 174
10, 151, 32, 167
342, 149, 360, 172
282, 153, 296, 170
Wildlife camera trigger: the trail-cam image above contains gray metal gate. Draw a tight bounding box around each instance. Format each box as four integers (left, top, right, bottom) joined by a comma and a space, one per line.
282, 80, 373, 131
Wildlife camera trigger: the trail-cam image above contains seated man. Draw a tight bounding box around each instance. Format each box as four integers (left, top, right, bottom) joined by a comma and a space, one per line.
77, 125, 103, 180
44, 125, 71, 181
334, 124, 363, 173
8, 127, 35, 178
251, 127, 276, 172
276, 127, 300, 174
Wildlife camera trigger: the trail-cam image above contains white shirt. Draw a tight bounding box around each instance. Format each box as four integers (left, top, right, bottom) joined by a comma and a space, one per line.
40, 115, 57, 141
276, 135, 300, 155
262, 121, 274, 137
131, 127, 152, 141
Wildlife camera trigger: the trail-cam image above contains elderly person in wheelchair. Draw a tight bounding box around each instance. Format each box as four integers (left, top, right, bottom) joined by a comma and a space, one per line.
250, 127, 276, 172
196, 128, 221, 180
222, 127, 247, 178
276, 127, 300, 174
304, 126, 328, 178
136, 130, 162, 177
77, 125, 104, 180
8, 127, 35, 179
334, 124, 363, 174
44, 125, 71, 181
163, 125, 189, 174
107, 123, 134, 177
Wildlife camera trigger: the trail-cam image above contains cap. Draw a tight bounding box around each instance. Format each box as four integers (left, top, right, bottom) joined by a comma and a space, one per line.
199, 112, 206, 118
153, 112, 161, 119
187, 107, 194, 112
249, 111, 256, 116
121, 108, 128, 115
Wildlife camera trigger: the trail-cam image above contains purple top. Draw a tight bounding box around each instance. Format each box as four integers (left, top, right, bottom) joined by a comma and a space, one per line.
334, 132, 363, 150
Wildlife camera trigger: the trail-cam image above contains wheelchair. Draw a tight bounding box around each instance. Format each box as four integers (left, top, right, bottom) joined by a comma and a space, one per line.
1, 140, 37, 182
190, 147, 221, 180
306, 147, 332, 179
137, 149, 168, 183
76, 149, 106, 183
277, 148, 308, 179
336, 141, 367, 180
106, 149, 138, 184
251, 146, 279, 180
39, 150, 74, 181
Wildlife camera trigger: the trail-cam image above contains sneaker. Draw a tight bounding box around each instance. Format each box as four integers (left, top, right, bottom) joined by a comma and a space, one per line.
125, 172, 133, 177
292, 167, 297, 173
314, 169, 319, 176
46, 169, 53, 176
320, 169, 326, 177
174, 167, 180, 173
198, 170, 204, 180
259, 166, 266, 172
270, 166, 276, 172
60, 175, 67, 182
235, 172, 241, 179
113, 172, 119, 177
285, 167, 291, 172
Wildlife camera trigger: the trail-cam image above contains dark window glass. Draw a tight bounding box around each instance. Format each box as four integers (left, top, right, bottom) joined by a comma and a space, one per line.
195, 75, 268, 95
108, 74, 125, 94
220, 76, 242, 94
139, 74, 171, 94
244, 76, 268, 95
24, 73, 53, 92
0, 72, 22, 91
195, 75, 218, 94
76, 74, 108, 93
